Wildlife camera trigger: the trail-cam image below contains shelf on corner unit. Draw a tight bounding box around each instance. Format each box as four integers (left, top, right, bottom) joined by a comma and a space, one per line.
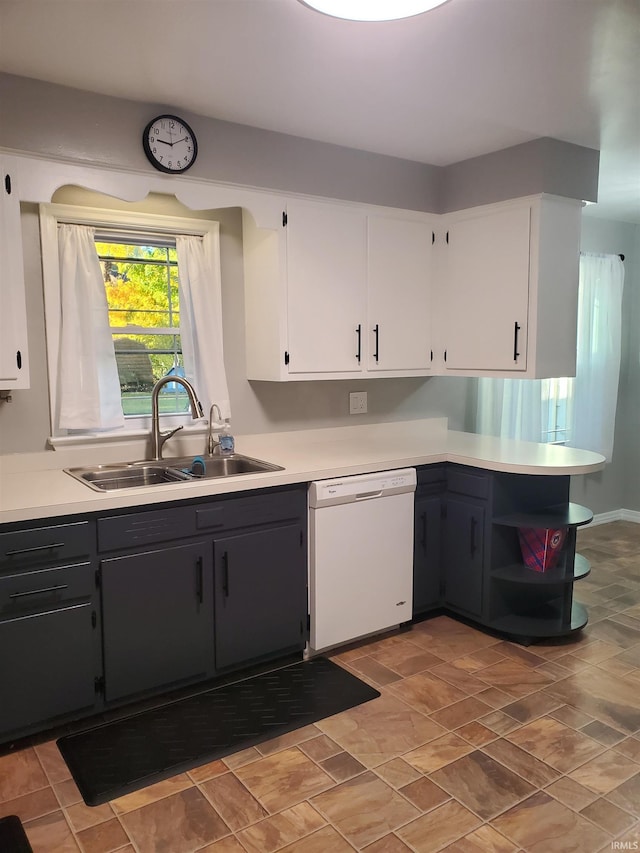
490, 601, 588, 639
492, 502, 593, 530
492, 554, 590, 585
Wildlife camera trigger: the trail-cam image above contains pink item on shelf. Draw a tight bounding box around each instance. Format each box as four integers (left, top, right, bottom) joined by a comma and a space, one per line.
518, 526, 567, 572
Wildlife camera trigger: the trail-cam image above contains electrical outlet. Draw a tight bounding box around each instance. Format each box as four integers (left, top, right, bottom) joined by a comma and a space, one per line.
349, 391, 368, 414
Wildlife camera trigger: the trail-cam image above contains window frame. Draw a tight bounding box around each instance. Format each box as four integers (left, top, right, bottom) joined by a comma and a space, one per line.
40, 203, 219, 444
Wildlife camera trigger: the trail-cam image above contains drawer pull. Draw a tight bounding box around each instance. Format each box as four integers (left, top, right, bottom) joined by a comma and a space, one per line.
6, 542, 65, 557
9, 584, 69, 599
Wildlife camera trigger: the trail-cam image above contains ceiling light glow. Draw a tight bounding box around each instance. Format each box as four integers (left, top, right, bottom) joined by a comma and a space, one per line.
299, 0, 450, 21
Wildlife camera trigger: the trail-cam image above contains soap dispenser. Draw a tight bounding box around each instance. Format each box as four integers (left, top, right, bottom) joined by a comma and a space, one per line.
219, 420, 235, 456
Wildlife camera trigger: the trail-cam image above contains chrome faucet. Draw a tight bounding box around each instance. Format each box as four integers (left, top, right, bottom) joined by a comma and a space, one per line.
207, 403, 223, 456
150, 375, 204, 460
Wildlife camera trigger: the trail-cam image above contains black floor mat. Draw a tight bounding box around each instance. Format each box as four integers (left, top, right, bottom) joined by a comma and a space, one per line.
57, 657, 379, 806
0, 815, 33, 852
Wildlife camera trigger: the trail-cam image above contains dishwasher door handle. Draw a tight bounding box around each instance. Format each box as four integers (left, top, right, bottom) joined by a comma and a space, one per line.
355, 490, 384, 500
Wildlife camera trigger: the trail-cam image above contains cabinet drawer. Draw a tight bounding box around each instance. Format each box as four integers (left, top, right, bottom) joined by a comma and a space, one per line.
196, 488, 306, 532
0, 521, 92, 568
448, 468, 490, 499
0, 562, 94, 614
97, 506, 196, 552
416, 465, 447, 488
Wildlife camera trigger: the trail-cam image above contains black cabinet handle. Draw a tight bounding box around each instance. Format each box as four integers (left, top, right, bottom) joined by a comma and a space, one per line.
470, 517, 478, 558
420, 512, 427, 551
9, 584, 68, 599
5, 542, 64, 557
196, 556, 203, 604
513, 321, 521, 361
356, 324, 362, 363
222, 552, 230, 597
373, 324, 379, 363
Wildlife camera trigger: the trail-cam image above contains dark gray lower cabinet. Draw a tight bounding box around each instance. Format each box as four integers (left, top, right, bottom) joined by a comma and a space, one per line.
0, 602, 96, 734
442, 496, 485, 618
100, 541, 213, 702
413, 493, 443, 614
213, 523, 307, 670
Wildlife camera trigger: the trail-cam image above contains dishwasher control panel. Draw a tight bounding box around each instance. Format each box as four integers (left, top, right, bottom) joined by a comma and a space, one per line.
309, 468, 416, 508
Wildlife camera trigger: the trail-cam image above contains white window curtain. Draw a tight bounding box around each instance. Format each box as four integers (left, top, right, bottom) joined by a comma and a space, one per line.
567, 252, 624, 459
176, 232, 231, 420
57, 224, 124, 431
475, 252, 624, 460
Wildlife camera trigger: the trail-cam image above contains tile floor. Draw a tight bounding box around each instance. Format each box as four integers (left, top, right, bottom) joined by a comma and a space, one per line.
0, 520, 639, 852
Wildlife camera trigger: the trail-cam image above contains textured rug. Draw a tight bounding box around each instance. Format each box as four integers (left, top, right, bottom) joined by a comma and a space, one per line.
58, 657, 379, 806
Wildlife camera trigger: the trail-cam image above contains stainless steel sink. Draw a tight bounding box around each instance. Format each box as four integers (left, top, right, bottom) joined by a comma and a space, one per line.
161, 454, 284, 479
65, 463, 193, 492
65, 453, 284, 491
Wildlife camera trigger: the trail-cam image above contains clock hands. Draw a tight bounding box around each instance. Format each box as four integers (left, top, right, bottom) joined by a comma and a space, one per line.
154, 136, 190, 147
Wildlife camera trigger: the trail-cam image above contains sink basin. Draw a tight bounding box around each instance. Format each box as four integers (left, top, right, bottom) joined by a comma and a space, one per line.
160, 454, 285, 479
65, 453, 284, 491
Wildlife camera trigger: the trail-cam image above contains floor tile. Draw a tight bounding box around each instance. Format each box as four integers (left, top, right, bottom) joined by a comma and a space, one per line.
348, 656, 404, 686
544, 776, 599, 810
454, 721, 498, 747
403, 733, 474, 774
396, 799, 481, 852
398, 777, 450, 812
492, 791, 611, 853
199, 772, 268, 830
374, 758, 422, 789
363, 834, 413, 852
24, 809, 80, 853
501, 692, 562, 724
0, 786, 59, 823
119, 787, 229, 853
506, 716, 605, 772
568, 752, 639, 794
235, 802, 326, 853
389, 671, 467, 714
580, 797, 637, 835
431, 750, 535, 820
33, 742, 72, 785
544, 668, 640, 733
614, 736, 640, 762
369, 639, 443, 676
482, 737, 560, 787
441, 824, 518, 852
474, 659, 554, 698
430, 696, 494, 730
317, 693, 445, 766
277, 823, 356, 852
580, 719, 627, 746
75, 817, 130, 853
310, 771, 420, 848
234, 747, 333, 812
110, 773, 193, 814
320, 751, 367, 782
606, 772, 640, 817
64, 800, 114, 832
0, 748, 49, 802
429, 661, 489, 694
299, 734, 342, 762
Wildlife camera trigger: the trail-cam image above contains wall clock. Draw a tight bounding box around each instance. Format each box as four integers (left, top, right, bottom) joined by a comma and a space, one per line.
142, 114, 198, 174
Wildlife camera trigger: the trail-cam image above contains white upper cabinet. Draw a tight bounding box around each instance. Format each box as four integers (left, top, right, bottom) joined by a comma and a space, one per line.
440, 204, 530, 372
438, 195, 582, 379
367, 215, 433, 373
243, 197, 436, 381
286, 199, 367, 375
0, 157, 29, 390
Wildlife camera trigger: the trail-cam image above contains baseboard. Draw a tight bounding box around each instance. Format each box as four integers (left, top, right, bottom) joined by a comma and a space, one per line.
588, 509, 640, 527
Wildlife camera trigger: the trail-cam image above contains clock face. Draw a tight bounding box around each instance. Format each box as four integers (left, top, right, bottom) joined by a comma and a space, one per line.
143, 115, 198, 173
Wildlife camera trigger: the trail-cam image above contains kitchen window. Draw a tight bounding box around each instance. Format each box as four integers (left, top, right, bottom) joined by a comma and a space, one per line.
40, 203, 230, 444
97, 235, 187, 417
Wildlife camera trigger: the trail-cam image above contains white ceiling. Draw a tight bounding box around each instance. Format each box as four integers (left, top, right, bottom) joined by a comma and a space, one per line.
0, 0, 638, 222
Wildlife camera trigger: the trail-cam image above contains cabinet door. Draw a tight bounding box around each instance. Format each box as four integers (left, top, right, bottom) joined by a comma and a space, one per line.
443, 205, 530, 371
413, 493, 442, 614
213, 523, 306, 671
443, 497, 485, 617
0, 159, 29, 389
0, 603, 96, 735
367, 215, 433, 372
101, 542, 213, 702
286, 199, 366, 374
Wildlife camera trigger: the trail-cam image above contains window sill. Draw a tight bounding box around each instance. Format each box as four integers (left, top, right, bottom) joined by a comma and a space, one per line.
48, 424, 208, 450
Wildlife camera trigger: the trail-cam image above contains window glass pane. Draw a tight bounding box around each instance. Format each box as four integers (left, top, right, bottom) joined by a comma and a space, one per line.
97, 237, 186, 418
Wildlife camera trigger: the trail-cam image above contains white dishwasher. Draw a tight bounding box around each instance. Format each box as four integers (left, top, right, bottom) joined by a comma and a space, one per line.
308, 468, 416, 655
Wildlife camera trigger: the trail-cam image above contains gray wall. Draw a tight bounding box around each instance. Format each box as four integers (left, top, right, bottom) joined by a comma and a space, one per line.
570, 216, 640, 514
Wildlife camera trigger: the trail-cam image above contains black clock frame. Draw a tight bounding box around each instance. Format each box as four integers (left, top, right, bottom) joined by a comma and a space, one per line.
142, 114, 198, 174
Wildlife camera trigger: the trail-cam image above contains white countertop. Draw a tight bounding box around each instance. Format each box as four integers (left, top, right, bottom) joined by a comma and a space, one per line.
0, 419, 606, 524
